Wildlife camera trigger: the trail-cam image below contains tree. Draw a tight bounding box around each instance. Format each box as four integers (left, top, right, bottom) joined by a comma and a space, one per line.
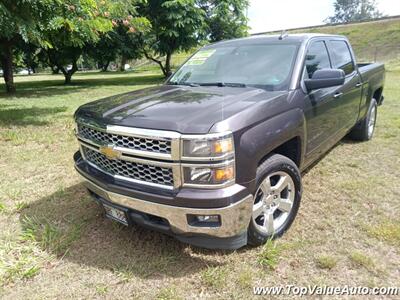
85, 15, 149, 72
141, 0, 205, 77
0, 0, 47, 92
113, 20, 147, 71
38, 1, 120, 84
16, 41, 41, 74
86, 34, 119, 72
325, 0, 384, 24
0, 0, 138, 92
197, 0, 249, 42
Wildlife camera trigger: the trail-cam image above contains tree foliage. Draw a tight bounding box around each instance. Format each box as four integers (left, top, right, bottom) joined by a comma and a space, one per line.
38, 0, 130, 84
86, 21, 146, 72
0, 0, 141, 91
141, 0, 205, 77
197, 0, 249, 42
1, 0, 250, 90
325, 0, 384, 24
0, 0, 50, 92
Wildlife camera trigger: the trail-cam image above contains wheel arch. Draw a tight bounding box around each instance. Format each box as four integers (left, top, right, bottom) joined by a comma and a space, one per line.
257, 136, 302, 168
373, 87, 383, 105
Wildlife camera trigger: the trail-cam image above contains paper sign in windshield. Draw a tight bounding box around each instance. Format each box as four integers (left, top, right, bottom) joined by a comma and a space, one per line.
186, 49, 216, 66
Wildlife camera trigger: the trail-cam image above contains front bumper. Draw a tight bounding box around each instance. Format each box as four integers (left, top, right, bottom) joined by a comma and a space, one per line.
75, 153, 253, 249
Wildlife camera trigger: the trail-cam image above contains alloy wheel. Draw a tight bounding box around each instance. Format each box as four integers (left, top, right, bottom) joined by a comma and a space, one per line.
368, 105, 377, 138
252, 171, 295, 235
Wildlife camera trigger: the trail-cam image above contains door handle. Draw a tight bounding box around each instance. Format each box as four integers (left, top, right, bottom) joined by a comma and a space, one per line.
333, 92, 343, 98
355, 82, 362, 88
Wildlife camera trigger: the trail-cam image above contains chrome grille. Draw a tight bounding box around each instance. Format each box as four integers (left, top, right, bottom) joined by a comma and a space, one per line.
82, 146, 174, 186
78, 124, 171, 154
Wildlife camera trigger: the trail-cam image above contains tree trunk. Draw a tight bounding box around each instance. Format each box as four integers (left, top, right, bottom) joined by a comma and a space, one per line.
1, 40, 16, 93
51, 65, 60, 74
143, 50, 168, 77
59, 60, 78, 85
64, 72, 72, 84
165, 53, 172, 78
119, 56, 127, 71
101, 60, 110, 72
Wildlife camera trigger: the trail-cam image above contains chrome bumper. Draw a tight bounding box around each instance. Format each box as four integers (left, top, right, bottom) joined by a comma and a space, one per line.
80, 175, 253, 238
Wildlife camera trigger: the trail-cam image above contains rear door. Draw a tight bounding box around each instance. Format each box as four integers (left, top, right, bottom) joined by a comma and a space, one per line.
326, 39, 362, 131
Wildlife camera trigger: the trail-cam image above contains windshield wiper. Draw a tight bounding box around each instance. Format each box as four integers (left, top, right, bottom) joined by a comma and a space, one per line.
167, 81, 200, 87
198, 82, 247, 88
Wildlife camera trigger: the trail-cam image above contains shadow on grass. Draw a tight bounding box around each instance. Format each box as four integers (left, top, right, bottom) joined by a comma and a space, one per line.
0, 106, 68, 126
302, 134, 364, 175
0, 74, 164, 99
20, 183, 228, 279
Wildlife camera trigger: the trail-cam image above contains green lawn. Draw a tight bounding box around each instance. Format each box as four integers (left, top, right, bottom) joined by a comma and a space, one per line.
0, 68, 399, 299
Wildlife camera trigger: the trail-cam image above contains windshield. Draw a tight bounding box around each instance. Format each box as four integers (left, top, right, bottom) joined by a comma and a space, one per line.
169, 43, 299, 91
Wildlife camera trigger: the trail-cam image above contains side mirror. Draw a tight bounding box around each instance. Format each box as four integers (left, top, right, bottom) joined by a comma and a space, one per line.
304, 68, 345, 91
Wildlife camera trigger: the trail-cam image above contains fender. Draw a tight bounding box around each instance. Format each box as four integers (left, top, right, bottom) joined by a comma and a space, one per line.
234, 108, 306, 190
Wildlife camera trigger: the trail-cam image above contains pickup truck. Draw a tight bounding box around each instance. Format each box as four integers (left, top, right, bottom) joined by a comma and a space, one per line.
74, 34, 385, 250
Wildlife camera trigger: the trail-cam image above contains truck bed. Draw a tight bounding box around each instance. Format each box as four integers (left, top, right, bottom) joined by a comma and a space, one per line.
358, 62, 385, 105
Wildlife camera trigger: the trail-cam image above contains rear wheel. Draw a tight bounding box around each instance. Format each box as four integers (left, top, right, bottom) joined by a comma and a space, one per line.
349, 98, 378, 141
247, 154, 302, 246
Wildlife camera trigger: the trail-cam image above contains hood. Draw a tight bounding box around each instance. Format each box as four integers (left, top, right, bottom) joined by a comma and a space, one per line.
75, 85, 288, 134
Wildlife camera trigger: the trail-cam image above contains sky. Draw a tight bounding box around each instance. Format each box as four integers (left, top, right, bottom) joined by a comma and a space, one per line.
248, 0, 400, 33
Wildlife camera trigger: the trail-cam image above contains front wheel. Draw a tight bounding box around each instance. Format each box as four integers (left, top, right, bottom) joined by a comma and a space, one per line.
247, 154, 302, 246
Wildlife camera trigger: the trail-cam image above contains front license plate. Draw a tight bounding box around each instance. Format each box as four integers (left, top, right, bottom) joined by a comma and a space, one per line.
103, 204, 128, 226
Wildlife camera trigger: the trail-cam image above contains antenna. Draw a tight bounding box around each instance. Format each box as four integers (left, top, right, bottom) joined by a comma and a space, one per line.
279, 30, 288, 40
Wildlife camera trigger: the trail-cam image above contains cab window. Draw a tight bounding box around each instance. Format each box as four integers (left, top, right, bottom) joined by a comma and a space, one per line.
329, 40, 355, 75
304, 41, 331, 78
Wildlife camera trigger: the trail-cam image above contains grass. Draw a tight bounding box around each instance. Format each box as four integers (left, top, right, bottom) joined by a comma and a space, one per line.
0, 202, 5, 213
156, 286, 182, 300
365, 221, 400, 246
236, 268, 253, 289
257, 239, 281, 270
0, 64, 399, 298
200, 266, 228, 290
21, 216, 84, 256
316, 255, 338, 270
349, 251, 375, 270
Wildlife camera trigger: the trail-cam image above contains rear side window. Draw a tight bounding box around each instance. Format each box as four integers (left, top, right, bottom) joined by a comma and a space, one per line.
305, 41, 331, 78
329, 40, 355, 75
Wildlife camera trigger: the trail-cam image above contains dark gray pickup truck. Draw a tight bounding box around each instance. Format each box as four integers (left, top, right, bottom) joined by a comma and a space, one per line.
74, 34, 385, 249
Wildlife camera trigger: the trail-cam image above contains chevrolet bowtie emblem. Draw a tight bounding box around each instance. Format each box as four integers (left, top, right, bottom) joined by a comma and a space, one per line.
99, 146, 121, 160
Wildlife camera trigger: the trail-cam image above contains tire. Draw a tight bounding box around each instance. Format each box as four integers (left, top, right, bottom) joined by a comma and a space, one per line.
349, 98, 378, 141
247, 154, 302, 246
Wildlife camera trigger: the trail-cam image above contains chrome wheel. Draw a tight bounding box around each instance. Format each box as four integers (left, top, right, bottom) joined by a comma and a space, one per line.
252, 171, 295, 235
368, 104, 377, 138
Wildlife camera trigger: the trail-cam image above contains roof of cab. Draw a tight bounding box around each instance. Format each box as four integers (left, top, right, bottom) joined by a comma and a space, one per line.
206, 33, 346, 48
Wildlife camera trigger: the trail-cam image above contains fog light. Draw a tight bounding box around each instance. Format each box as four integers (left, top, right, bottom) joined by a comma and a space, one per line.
187, 214, 221, 227
197, 215, 219, 222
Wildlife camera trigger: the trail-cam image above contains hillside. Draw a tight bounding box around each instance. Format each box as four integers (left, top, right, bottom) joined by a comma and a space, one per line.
286, 17, 400, 62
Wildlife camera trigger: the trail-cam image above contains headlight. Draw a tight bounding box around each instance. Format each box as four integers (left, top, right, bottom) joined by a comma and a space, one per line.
182, 161, 235, 187
182, 133, 234, 159
181, 132, 235, 188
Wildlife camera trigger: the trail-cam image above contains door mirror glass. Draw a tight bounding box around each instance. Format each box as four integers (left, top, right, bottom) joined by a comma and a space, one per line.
304, 68, 345, 91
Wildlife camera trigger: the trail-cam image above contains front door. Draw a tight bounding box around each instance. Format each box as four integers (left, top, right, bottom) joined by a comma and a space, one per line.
303, 40, 341, 158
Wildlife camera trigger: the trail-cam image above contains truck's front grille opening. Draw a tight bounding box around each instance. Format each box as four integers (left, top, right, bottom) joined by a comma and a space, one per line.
78, 124, 171, 154
82, 146, 174, 186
